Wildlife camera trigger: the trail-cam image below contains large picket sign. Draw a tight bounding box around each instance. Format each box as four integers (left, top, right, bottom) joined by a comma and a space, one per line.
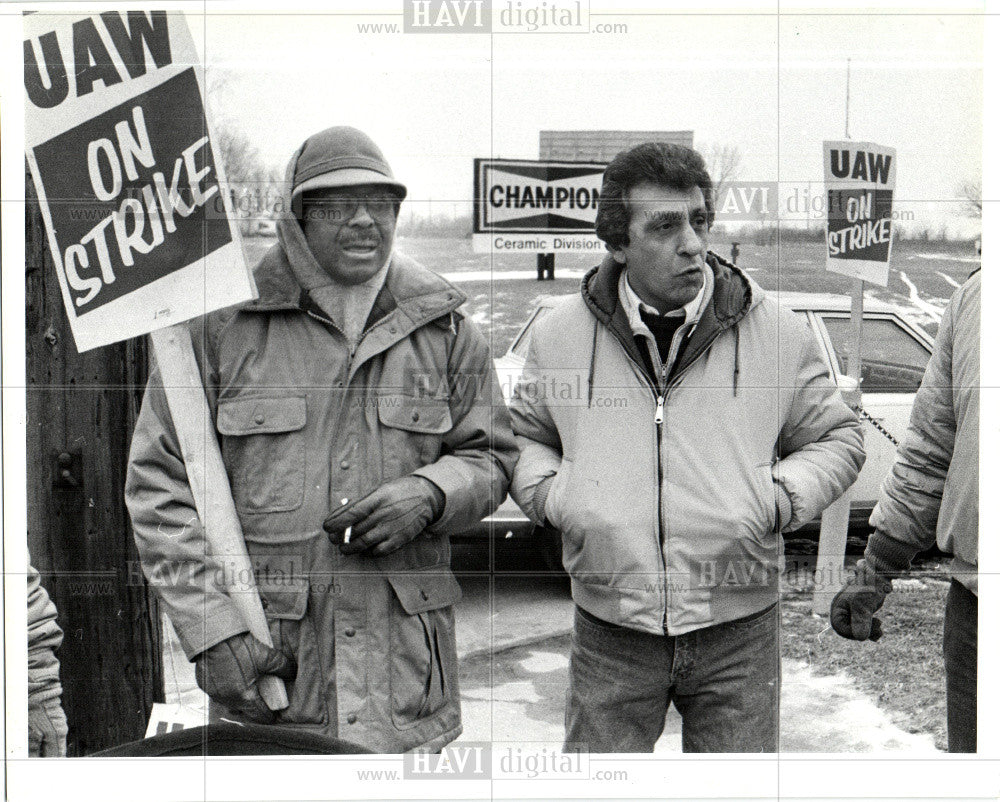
24, 10, 255, 351
823, 139, 896, 287
814, 139, 897, 615
23, 10, 287, 713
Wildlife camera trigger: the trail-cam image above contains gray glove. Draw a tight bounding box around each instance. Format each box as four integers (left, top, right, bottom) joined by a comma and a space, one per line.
324, 475, 445, 557
194, 632, 296, 723
28, 698, 67, 757
830, 560, 893, 641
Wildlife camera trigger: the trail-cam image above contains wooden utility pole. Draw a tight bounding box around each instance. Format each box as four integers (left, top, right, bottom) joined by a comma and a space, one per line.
25, 169, 163, 754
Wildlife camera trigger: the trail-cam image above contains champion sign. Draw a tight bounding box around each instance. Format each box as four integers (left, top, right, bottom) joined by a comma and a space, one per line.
474, 158, 606, 234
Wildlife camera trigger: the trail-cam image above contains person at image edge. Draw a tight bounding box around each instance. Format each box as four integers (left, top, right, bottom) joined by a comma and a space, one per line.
831, 270, 979, 753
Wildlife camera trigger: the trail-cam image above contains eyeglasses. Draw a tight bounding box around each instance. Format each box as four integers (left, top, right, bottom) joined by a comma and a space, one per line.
301, 193, 398, 222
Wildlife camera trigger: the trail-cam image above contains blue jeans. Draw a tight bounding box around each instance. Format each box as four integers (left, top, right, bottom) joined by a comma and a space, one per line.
944, 579, 977, 753
565, 604, 780, 753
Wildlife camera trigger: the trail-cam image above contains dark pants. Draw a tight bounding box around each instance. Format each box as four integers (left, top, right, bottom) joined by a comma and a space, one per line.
944, 579, 977, 753
565, 604, 780, 753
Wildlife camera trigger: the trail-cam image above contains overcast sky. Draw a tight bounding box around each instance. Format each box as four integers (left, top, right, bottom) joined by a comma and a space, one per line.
167, 4, 980, 237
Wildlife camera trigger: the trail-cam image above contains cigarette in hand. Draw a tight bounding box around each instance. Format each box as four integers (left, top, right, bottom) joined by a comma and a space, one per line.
340, 498, 352, 543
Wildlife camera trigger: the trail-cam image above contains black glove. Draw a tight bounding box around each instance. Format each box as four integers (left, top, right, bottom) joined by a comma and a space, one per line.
194, 632, 296, 723
830, 560, 893, 641
324, 475, 445, 557
28, 698, 67, 757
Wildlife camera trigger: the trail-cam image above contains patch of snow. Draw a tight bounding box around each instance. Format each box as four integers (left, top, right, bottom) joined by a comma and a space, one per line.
892, 578, 927, 591
936, 271, 961, 289
897, 271, 945, 323
518, 650, 569, 673
780, 659, 940, 753
913, 252, 979, 264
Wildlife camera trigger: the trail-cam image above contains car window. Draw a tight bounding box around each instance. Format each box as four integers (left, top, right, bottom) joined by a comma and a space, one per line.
819, 315, 931, 393
510, 306, 552, 359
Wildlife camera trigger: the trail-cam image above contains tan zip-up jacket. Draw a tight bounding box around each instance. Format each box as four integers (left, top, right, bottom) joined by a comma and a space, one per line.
510, 254, 864, 635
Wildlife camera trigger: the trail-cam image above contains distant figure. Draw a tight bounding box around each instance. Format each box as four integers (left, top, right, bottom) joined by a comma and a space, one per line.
28, 555, 68, 757
537, 253, 555, 280
730, 242, 740, 265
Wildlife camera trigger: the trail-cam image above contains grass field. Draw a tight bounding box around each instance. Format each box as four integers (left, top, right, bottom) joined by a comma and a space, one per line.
242, 234, 978, 351
781, 565, 950, 751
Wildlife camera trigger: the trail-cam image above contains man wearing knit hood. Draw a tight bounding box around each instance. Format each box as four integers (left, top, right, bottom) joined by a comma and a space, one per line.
126, 127, 517, 752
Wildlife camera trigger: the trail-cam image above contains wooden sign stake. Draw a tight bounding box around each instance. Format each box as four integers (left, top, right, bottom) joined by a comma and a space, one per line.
812, 279, 865, 616
150, 324, 288, 711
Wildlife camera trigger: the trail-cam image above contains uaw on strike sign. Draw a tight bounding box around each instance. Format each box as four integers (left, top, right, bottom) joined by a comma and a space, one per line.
473, 158, 606, 253
824, 140, 896, 287
24, 10, 255, 352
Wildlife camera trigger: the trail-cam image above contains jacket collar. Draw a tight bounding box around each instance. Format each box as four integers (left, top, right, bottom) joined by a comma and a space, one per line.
581, 250, 756, 383
243, 243, 466, 328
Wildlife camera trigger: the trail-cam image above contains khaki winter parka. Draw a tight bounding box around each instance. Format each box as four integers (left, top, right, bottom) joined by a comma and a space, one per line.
126, 244, 516, 752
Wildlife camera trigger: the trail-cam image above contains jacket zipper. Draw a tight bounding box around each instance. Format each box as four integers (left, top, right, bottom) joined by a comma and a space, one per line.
305, 310, 355, 509
655, 361, 668, 630
609, 338, 669, 631
652, 325, 723, 632
605, 319, 729, 634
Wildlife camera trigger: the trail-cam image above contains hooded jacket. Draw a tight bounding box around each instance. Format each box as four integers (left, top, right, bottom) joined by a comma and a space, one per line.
866, 271, 979, 593
510, 253, 865, 635
126, 133, 517, 752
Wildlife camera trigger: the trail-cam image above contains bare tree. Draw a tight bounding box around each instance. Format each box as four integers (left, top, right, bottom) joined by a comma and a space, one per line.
703, 143, 743, 203
957, 179, 982, 218
204, 72, 283, 231
210, 125, 281, 234
213, 125, 272, 188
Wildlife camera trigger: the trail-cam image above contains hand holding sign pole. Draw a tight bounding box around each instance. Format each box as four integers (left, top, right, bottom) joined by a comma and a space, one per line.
149, 325, 287, 711
814, 138, 896, 615
24, 10, 286, 711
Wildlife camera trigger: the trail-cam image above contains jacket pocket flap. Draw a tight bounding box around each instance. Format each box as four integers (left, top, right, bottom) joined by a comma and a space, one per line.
386, 571, 462, 614
217, 396, 307, 436
248, 551, 309, 620
377, 395, 452, 435
257, 580, 309, 620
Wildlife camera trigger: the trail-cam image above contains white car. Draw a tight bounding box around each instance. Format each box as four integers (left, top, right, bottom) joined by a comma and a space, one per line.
458, 292, 934, 566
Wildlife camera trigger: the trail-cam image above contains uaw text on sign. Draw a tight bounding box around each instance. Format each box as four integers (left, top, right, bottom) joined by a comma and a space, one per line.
24, 10, 255, 351
823, 139, 896, 287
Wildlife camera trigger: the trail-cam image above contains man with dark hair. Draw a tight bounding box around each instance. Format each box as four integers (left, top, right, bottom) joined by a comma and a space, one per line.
509, 141, 864, 752
127, 126, 517, 752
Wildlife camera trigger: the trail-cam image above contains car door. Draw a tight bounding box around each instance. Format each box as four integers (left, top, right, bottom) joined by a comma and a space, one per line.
811, 312, 933, 511
494, 304, 553, 404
